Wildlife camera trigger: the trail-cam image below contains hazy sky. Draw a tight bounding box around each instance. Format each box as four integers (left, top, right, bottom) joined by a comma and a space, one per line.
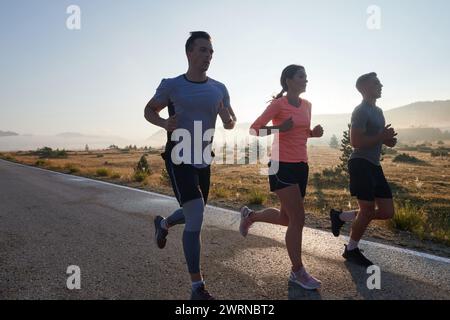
1, 0, 449, 140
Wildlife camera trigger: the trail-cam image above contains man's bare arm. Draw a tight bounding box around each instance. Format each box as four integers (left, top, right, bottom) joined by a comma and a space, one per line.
218, 103, 236, 130
144, 98, 170, 130
228, 106, 237, 122
350, 125, 396, 148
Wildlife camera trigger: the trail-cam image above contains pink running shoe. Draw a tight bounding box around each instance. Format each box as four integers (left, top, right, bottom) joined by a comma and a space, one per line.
289, 267, 322, 290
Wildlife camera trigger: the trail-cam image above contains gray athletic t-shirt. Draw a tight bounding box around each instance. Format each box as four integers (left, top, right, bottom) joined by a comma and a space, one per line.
349, 101, 385, 166
152, 74, 231, 168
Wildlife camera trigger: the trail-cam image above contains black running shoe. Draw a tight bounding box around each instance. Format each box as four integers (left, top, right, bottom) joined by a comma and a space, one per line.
342, 245, 374, 267
154, 215, 168, 249
330, 209, 345, 237
190, 285, 215, 300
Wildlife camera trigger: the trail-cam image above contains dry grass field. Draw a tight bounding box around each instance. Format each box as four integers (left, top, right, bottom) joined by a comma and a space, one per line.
1, 143, 449, 257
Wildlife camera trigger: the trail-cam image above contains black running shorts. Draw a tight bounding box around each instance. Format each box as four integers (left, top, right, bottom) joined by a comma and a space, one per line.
162, 143, 210, 206
348, 158, 392, 201
268, 161, 309, 197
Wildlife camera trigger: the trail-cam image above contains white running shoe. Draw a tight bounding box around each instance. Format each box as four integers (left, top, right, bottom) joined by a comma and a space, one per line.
289, 268, 322, 290
239, 206, 254, 237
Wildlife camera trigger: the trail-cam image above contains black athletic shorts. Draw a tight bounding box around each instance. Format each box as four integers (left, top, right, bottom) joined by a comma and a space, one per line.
161, 143, 210, 206
268, 161, 309, 197
348, 158, 392, 201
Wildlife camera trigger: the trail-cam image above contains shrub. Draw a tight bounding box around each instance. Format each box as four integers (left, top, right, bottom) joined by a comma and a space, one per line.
429, 228, 450, 246
110, 172, 121, 179
96, 168, 110, 177
34, 147, 68, 159
55, 149, 67, 158
393, 153, 425, 164
64, 163, 80, 173
322, 167, 342, 177
390, 201, 427, 239
329, 134, 339, 149
314, 167, 348, 189
213, 187, 229, 198
133, 155, 151, 182
431, 149, 448, 157
5, 155, 17, 162
96, 154, 104, 158
247, 189, 266, 205
135, 155, 151, 175
35, 159, 48, 166
133, 171, 147, 182
338, 124, 352, 174
160, 168, 171, 186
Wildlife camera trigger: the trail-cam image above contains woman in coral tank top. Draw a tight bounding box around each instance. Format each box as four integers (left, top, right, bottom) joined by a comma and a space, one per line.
240, 64, 324, 290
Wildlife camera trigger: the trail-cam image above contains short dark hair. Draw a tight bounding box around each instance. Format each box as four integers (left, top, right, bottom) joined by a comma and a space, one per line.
356, 72, 377, 93
185, 31, 211, 52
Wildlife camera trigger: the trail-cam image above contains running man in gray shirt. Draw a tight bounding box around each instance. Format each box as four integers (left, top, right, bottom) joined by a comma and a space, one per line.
349, 100, 386, 166
144, 31, 236, 300
330, 72, 398, 267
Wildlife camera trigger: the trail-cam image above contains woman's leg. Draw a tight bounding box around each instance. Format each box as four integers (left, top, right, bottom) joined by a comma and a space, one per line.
248, 206, 289, 226
275, 184, 305, 271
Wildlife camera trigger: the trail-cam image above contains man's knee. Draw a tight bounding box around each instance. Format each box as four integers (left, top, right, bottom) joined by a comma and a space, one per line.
359, 207, 377, 220
376, 199, 395, 220
183, 198, 205, 232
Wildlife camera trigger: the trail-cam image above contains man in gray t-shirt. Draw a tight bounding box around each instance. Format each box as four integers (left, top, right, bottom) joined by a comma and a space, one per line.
144, 31, 236, 300
329, 72, 398, 267
349, 101, 386, 165
153, 74, 231, 168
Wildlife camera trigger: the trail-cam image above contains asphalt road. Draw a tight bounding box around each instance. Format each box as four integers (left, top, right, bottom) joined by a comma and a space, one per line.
1, 159, 449, 300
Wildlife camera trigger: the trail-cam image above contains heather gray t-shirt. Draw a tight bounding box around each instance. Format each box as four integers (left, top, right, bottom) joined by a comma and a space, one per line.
152, 74, 231, 168
349, 101, 385, 166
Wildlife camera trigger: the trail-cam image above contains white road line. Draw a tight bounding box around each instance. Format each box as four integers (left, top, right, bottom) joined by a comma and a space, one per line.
2, 158, 450, 264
